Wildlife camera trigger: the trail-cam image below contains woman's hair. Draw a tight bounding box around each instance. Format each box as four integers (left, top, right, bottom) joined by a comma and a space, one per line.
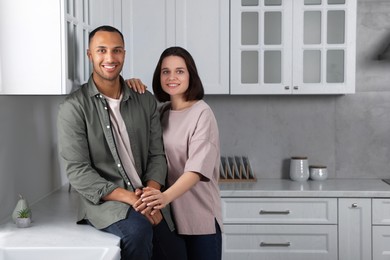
152, 46, 204, 102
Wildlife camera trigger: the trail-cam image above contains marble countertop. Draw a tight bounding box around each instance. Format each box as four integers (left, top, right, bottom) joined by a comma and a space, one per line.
219, 178, 390, 198
0, 186, 120, 248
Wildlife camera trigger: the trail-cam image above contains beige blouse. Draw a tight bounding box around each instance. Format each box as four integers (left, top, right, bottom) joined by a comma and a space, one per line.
161, 100, 223, 235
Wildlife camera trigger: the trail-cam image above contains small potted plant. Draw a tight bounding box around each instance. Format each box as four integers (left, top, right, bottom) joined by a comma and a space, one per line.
15, 208, 31, 228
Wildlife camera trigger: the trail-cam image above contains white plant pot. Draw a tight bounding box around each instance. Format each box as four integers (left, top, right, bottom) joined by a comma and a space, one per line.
16, 217, 31, 228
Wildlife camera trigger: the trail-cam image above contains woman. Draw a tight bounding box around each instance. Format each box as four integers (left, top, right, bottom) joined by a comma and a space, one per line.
129, 46, 223, 260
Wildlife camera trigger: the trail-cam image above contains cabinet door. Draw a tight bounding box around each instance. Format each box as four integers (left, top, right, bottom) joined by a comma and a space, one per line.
292, 0, 356, 94
230, 0, 356, 95
0, 0, 64, 94
373, 226, 390, 260
66, 0, 95, 93
338, 198, 372, 260
176, 0, 229, 94
230, 0, 293, 94
121, 0, 229, 95
223, 224, 337, 260
121, 0, 169, 91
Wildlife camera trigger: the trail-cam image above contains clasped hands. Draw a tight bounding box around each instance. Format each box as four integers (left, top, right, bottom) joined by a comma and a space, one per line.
133, 187, 168, 226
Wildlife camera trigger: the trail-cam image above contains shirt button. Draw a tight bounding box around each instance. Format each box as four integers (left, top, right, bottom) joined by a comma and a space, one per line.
99, 95, 103, 98
106, 125, 110, 129
104, 107, 108, 110
127, 182, 131, 186
117, 164, 121, 168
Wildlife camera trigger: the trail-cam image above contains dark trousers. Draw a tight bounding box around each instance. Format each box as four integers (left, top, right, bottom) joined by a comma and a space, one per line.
101, 208, 187, 260
182, 219, 222, 260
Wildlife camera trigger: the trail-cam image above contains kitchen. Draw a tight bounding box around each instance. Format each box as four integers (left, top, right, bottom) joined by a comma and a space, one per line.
1, 0, 390, 259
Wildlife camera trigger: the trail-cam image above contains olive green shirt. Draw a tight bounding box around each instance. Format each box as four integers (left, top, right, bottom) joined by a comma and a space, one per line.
57, 76, 173, 230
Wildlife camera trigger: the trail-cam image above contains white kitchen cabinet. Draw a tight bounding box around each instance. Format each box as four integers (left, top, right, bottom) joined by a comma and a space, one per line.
0, 0, 66, 94
0, 0, 99, 95
338, 198, 372, 260
121, 0, 229, 94
222, 198, 338, 260
373, 199, 390, 260
230, 0, 356, 95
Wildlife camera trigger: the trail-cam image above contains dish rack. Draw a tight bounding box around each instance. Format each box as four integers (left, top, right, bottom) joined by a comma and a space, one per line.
219, 156, 256, 182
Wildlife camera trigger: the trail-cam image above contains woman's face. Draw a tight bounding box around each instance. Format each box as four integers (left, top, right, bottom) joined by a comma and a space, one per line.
160, 55, 190, 99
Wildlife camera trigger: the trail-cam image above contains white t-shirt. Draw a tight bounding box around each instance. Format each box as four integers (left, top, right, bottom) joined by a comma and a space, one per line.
104, 95, 143, 189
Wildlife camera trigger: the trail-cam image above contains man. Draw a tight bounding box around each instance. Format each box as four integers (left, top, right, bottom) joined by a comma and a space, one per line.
57, 25, 186, 260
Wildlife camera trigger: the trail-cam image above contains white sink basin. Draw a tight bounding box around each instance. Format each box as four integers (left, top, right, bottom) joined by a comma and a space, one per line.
0, 246, 121, 260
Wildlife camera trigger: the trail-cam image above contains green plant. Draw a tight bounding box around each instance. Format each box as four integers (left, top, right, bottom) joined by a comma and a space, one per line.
17, 208, 31, 219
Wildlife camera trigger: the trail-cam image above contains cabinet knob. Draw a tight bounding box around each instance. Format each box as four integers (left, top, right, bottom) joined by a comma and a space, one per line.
284, 86, 290, 90
351, 203, 358, 208
293, 86, 299, 90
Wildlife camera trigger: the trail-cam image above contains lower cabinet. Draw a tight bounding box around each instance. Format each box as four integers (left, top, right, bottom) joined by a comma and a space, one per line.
373, 199, 390, 260
222, 197, 390, 260
222, 198, 338, 260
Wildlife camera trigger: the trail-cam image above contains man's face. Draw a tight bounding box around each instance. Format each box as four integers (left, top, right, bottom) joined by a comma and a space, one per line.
87, 31, 125, 82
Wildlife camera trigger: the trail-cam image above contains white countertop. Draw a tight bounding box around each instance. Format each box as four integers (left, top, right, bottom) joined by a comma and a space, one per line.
0, 186, 120, 248
2, 179, 390, 249
219, 178, 390, 198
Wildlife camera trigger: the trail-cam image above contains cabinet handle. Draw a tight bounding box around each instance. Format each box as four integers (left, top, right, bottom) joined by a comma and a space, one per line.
260, 242, 291, 247
293, 86, 299, 90
351, 203, 358, 208
284, 86, 290, 90
259, 210, 290, 215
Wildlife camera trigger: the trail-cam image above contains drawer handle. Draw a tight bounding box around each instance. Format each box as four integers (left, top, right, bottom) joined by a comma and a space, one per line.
259, 210, 290, 215
260, 242, 291, 247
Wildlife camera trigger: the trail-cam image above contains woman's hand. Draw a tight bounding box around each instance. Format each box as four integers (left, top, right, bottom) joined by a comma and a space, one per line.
139, 187, 169, 213
125, 78, 147, 93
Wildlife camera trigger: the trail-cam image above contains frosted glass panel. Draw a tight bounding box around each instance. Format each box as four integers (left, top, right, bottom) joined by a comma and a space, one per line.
242, 0, 258, 6
83, 29, 89, 81
327, 11, 345, 44
304, 11, 321, 44
67, 22, 74, 81
327, 50, 344, 83
264, 51, 281, 83
304, 50, 321, 83
265, 0, 281, 6
241, 51, 259, 84
264, 12, 281, 45
305, 0, 321, 5
242, 12, 259, 45
328, 0, 345, 4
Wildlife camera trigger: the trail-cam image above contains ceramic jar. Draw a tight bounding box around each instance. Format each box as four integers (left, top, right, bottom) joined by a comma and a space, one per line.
289, 157, 309, 182
309, 166, 328, 181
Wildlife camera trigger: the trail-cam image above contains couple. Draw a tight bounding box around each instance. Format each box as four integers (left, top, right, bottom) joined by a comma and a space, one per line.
57, 25, 222, 260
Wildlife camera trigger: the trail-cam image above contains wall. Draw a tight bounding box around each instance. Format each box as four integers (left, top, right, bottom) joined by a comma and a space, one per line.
1, 0, 389, 224
0, 96, 66, 224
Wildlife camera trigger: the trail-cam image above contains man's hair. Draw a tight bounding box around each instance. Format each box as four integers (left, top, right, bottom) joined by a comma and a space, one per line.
89, 25, 124, 45
152, 46, 204, 102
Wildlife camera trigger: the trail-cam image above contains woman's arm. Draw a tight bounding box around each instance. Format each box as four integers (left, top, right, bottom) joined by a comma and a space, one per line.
135, 171, 201, 215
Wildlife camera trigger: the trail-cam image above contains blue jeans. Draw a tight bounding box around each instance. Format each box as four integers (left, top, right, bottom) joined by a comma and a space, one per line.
101, 208, 187, 260
182, 219, 222, 260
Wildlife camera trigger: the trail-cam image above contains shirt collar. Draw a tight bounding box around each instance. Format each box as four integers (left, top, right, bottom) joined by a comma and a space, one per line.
87, 75, 132, 102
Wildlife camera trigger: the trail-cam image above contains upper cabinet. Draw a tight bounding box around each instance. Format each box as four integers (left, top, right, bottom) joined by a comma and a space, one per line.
0, 0, 66, 94
121, 0, 230, 94
0, 0, 97, 95
230, 0, 357, 95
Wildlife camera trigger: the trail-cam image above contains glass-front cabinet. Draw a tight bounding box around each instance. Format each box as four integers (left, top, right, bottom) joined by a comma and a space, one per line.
230, 0, 357, 94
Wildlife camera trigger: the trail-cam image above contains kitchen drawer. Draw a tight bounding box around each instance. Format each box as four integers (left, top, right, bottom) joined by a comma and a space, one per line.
223, 224, 337, 260
222, 198, 337, 224
373, 226, 390, 260
373, 199, 390, 225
